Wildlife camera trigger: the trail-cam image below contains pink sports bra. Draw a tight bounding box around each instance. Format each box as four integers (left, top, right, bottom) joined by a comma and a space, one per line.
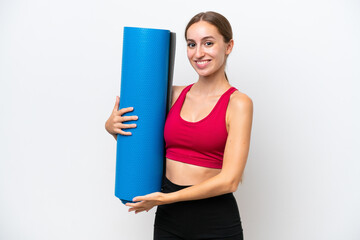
164, 83, 238, 169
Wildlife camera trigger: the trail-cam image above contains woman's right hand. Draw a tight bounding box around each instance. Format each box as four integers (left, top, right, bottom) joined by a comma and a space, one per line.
105, 96, 138, 140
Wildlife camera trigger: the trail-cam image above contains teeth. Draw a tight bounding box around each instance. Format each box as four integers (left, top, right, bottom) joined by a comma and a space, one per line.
197, 61, 209, 64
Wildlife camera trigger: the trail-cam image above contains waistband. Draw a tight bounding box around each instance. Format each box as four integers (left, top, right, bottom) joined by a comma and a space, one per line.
163, 175, 193, 190
161, 175, 235, 201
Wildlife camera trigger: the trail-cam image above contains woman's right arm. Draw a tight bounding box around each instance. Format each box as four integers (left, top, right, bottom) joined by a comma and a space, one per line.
105, 96, 138, 140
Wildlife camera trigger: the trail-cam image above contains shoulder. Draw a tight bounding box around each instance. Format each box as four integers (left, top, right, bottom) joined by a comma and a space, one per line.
172, 85, 187, 96
227, 90, 253, 124
171, 85, 188, 107
229, 90, 253, 110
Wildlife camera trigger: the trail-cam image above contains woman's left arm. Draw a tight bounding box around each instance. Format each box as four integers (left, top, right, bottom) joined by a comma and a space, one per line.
126, 93, 253, 213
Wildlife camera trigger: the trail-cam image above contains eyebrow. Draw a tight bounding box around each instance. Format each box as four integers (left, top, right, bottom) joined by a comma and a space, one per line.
186, 36, 215, 42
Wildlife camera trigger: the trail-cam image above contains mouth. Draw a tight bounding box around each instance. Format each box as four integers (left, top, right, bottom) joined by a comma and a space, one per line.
195, 60, 211, 69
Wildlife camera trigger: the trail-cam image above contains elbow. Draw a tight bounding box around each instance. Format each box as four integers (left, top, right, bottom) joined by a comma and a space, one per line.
219, 173, 240, 193
230, 177, 244, 192
221, 174, 239, 193
229, 176, 243, 193
224, 179, 239, 193
229, 182, 238, 193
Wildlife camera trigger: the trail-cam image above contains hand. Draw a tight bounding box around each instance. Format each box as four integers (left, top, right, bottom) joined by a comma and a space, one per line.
125, 192, 167, 214
105, 96, 138, 138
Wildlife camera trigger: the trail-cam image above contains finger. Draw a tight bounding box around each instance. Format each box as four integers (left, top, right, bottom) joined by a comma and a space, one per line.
116, 107, 134, 115
129, 208, 140, 213
129, 206, 145, 211
125, 202, 136, 207
135, 208, 147, 214
126, 201, 143, 207
112, 115, 136, 124
128, 206, 143, 212
114, 129, 132, 136
113, 96, 120, 112
116, 123, 137, 129
133, 196, 145, 202
119, 115, 139, 122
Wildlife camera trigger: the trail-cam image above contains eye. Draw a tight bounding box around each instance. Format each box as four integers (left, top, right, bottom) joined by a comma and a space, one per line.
187, 42, 196, 48
205, 41, 213, 46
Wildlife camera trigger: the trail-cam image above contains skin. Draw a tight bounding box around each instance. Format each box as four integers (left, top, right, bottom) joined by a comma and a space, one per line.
105, 20, 253, 214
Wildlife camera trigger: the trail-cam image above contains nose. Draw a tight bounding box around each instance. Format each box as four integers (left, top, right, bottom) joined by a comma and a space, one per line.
195, 45, 205, 59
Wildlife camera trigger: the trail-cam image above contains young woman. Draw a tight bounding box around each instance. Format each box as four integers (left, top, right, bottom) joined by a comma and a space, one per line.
105, 11, 253, 240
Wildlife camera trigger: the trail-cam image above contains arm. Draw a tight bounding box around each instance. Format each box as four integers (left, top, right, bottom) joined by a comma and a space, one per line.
126, 93, 253, 212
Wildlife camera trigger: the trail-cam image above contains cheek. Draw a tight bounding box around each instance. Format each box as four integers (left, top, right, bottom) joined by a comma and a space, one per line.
211, 47, 226, 62
206, 46, 220, 56
187, 49, 194, 60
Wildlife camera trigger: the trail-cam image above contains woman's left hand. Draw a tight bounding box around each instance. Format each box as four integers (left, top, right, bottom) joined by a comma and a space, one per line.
125, 192, 167, 214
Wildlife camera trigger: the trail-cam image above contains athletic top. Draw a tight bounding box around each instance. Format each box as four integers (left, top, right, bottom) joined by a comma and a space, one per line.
164, 83, 238, 169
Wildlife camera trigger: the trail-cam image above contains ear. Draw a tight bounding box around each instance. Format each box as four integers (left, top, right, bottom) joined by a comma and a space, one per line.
225, 39, 234, 55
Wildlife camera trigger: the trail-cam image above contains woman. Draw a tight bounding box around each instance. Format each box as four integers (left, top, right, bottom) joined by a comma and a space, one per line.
105, 11, 253, 240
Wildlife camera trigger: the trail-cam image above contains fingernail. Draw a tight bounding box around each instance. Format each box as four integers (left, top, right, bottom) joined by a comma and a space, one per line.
135, 116, 139, 120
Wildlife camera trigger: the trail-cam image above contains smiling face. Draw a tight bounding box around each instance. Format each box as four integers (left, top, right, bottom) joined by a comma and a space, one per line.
186, 21, 233, 79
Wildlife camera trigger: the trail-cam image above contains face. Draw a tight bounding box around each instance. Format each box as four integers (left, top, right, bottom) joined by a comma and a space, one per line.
186, 21, 233, 78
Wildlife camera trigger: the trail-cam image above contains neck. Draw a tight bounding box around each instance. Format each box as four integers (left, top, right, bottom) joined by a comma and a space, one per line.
192, 66, 231, 96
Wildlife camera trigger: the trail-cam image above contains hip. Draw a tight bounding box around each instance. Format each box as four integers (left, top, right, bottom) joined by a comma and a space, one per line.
154, 175, 243, 239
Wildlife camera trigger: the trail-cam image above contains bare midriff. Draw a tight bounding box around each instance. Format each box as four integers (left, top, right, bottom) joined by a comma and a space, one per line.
165, 158, 221, 186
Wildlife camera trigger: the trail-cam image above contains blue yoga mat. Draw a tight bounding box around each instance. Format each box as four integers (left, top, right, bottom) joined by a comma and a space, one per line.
115, 27, 175, 204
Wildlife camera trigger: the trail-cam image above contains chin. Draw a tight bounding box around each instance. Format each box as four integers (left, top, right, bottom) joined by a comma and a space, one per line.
195, 72, 209, 78
192, 68, 212, 77
195, 70, 216, 78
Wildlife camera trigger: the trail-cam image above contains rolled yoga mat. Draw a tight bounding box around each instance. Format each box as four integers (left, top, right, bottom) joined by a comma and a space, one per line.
115, 27, 175, 204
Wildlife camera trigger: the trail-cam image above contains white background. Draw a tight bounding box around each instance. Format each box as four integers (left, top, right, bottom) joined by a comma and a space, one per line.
1, 0, 359, 239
